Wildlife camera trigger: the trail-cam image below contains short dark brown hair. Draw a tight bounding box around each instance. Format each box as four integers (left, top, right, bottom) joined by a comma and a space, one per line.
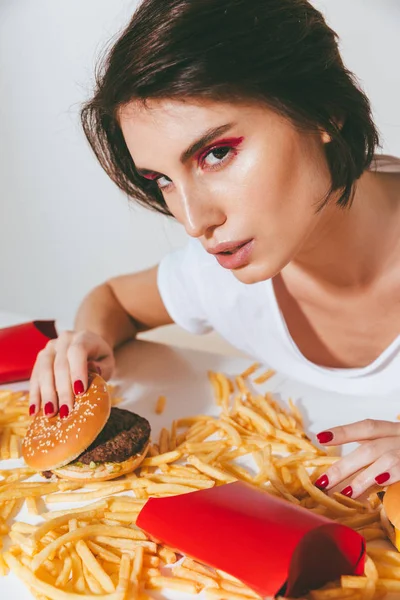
81, 0, 381, 215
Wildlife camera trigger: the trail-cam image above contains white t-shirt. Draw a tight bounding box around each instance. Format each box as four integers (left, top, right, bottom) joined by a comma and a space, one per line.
157, 154, 400, 396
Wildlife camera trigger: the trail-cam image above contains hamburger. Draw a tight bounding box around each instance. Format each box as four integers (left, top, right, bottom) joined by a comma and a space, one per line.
379, 482, 400, 551
22, 374, 151, 482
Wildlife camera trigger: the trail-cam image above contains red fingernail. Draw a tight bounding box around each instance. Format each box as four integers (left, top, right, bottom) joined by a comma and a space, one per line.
341, 486, 353, 497
375, 472, 390, 485
59, 405, 69, 419
44, 402, 54, 416
74, 380, 84, 395
314, 474, 329, 489
29, 405, 36, 416
317, 431, 334, 444
96, 366, 102, 375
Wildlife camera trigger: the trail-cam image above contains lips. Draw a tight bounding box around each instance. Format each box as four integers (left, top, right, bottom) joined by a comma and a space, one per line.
212, 239, 254, 270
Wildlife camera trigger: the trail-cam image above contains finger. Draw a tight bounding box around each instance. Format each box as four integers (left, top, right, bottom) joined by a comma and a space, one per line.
314, 436, 400, 492
345, 452, 400, 499
67, 336, 93, 396
316, 419, 400, 446
88, 361, 102, 376
91, 354, 115, 381
36, 343, 59, 417
53, 337, 75, 420
29, 367, 41, 417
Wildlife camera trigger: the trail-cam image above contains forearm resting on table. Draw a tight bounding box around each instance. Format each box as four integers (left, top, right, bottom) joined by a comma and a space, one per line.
73, 265, 173, 350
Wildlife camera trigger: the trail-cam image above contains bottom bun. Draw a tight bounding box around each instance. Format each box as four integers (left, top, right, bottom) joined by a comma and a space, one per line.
52, 442, 150, 482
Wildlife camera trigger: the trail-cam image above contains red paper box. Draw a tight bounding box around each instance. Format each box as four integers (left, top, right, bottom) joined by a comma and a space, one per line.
137, 481, 365, 598
0, 321, 57, 383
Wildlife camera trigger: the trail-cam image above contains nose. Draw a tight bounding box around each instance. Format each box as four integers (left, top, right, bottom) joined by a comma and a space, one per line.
178, 186, 226, 239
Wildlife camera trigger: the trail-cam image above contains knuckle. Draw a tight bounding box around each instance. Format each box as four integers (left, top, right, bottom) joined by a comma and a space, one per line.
327, 463, 341, 482
58, 330, 73, 340
66, 342, 85, 361
383, 451, 398, 467
361, 419, 377, 436
361, 441, 376, 462
58, 389, 73, 406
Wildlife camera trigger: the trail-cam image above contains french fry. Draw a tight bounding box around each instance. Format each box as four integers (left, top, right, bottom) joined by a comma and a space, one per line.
76, 539, 115, 593
45, 484, 128, 503
206, 589, 257, 600
1, 428, 11, 460
55, 552, 72, 588
26, 497, 39, 515
240, 363, 260, 379
116, 553, 130, 594
31, 525, 156, 571
296, 466, 357, 516
87, 541, 121, 564
130, 545, 144, 584
253, 368, 275, 384
170, 420, 177, 451
4, 552, 125, 600
146, 483, 197, 495
219, 580, 262, 598
158, 428, 170, 455
182, 558, 219, 580
155, 396, 166, 415
173, 564, 219, 588
158, 547, 177, 564
149, 475, 214, 489
147, 575, 201, 594
187, 455, 235, 483
141, 450, 181, 466
9, 435, 20, 459
94, 537, 157, 553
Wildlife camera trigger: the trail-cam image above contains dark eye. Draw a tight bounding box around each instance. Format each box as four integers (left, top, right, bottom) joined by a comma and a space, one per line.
201, 146, 233, 168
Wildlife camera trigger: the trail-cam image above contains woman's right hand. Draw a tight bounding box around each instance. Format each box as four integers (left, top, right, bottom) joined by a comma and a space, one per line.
29, 330, 115, 419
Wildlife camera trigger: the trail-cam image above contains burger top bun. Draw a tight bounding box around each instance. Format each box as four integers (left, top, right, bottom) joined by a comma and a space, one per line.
22, 374, 111, 471
382, 481, 400, 531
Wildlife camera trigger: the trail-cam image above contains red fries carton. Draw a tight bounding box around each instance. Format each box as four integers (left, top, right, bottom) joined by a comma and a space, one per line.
137, 481, 365, 598
0, 321, 57, 383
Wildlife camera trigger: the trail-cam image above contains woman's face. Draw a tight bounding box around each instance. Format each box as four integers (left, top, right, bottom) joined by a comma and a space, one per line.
119, 98, 333, 284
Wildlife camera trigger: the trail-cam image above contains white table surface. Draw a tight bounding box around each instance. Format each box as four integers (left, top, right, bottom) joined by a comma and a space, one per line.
0, 311, 398, 599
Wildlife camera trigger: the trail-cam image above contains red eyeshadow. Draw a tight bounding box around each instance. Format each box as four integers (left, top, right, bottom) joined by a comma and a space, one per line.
141, 172, 159, 180
195, 136, 244, 163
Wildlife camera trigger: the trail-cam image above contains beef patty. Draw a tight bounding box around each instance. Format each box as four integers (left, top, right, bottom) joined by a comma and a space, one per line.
75, 407, 151, 465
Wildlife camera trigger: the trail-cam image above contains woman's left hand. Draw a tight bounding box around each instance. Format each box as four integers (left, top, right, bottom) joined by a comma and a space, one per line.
313, 419, 400, 498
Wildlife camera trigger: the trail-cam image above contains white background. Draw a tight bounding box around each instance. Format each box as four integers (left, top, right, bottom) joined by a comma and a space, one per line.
1, 0, 399, 352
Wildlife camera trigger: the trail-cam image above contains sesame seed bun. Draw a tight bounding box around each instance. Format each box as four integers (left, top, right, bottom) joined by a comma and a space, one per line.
52, 442, 150, 482
381, 482, 400, 550
22, 374, 111, 471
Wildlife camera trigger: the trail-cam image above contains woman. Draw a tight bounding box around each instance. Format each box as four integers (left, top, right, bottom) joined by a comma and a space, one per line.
29, 0, 400, 499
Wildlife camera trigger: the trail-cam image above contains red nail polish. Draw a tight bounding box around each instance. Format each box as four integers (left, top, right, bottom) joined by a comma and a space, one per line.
314, 474, 329, 489
44, 402, 54, 416
375, 472, 390, 485
74, 380, 84, 395
59, 405, 69, 419
341, 486, 353, 497
29, 405, 36, 416
317, 431, 334, 444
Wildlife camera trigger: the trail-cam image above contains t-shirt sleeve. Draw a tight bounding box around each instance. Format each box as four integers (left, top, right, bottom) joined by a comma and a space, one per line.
157, 240, 213, 335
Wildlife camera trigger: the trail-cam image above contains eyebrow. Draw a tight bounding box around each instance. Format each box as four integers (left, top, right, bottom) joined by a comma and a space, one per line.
136, 122, 236, 176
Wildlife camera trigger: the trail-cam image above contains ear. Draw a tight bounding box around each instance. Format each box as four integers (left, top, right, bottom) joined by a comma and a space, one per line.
321, 131, 331, 144
320, 117, 344, 144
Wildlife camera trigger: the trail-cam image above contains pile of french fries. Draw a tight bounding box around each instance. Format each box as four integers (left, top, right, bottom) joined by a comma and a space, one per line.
0, 366, 400, 599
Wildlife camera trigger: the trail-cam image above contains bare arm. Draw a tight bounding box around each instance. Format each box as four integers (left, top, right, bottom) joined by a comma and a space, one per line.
30, 265, 173, 417
74, 265, 174, 349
